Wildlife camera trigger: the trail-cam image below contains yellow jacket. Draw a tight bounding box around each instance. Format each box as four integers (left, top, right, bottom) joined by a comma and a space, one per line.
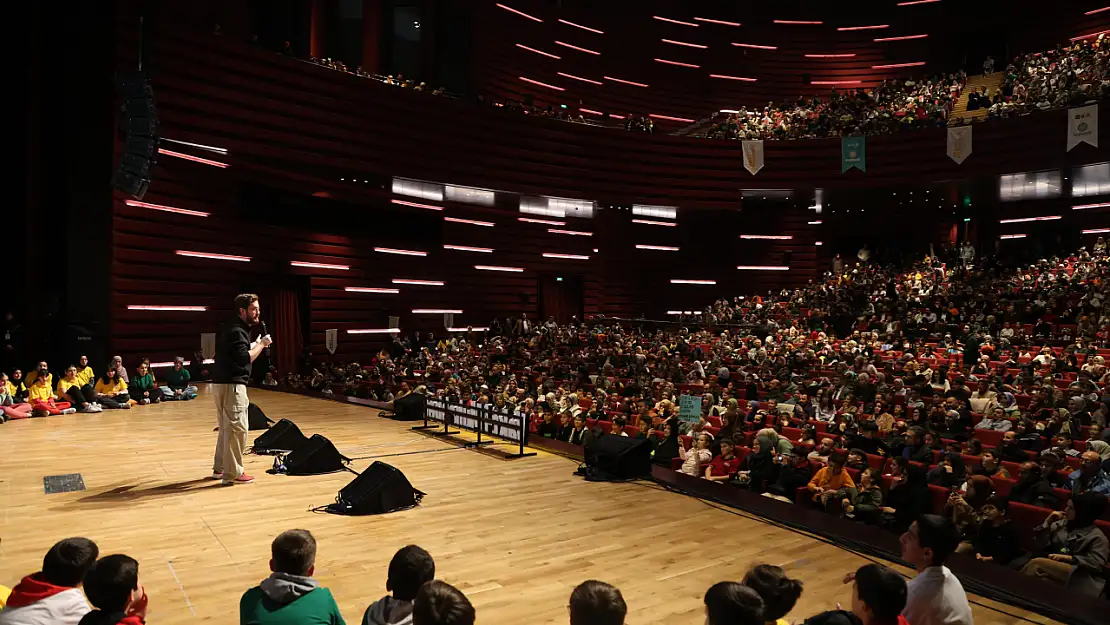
75, 366, 95, 386
24, 371, 52, 390
57, 378, 81, 395
28, 381, 55, 402
95, 378, 128, 396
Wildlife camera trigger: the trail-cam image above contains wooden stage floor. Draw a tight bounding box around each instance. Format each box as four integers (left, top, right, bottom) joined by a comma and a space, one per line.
0, 388, 1057, 625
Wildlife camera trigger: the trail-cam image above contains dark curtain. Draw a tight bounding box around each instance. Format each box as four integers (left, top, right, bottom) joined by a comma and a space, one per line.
539, 276, 583, 324
273, 290, 303, 374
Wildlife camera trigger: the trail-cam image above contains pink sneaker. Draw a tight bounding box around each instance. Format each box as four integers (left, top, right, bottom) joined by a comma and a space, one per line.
222, 474, 254, 485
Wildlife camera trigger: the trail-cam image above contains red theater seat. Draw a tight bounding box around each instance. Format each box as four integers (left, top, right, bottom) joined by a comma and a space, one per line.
1008, 502, 1054, 551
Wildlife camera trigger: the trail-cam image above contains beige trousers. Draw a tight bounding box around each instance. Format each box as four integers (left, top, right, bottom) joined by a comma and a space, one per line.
212, 383, 249, 480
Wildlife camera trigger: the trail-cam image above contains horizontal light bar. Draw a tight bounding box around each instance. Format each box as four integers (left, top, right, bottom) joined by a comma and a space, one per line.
175, 250, 250, 262
347, 328, 401, 334
554, 40, 600, 55
999, 234, 1027, 240
413, 309, 463, 314
519, 76, 564, 91
662, 39, 708, 49
128, 305, 207, 311
157, 148, 229, 168
149, 359, 214, 368
124, 199, 209, 217
580, 108, 604, 115
774, 20, 822, 24
874, 34, 929, 42
548, 228, 593, 236
447, 326, 489, 332
557, 71, 603, 85
496, 3, 541, 22
720, 109, 739, 113
160, 138, 228, 154
838, 24, 889, 31
392, 279, 444, 286
632, 219, 677, 227
391, 199, 443, 210
1073, 202, 1110, 210
345, 287, 401, 294
558, 18, 603, 34
519, 217, 566, 225
740, 234, 793, 240
654, 58, 700, 68
636, 245, 679, 251
291, 261, 350, 270
475, 265, 524, 272
710, 74, 757, 81
515, 43, 560, 59
732, 42, 778, 50
374, 247, 427, 256
1083, 228, 1110, 234
610, 114, 626, 119
806, 53, 857, 58
542, 253, 590, 259
998, 216, 1061, 224
1072, 29, 1110, 41
444, 217, 494, 226
604, 76, 649, 87
873, 61, 927, 69
653, 16, 699, 27
737, 265, 790, 270
897, 0, 940, 5
443, 244, 494, 253
670, 279, 716, 285
667, 310, 697, 315
1086, 7, 1110, 15
694, 17, 741, 26
808, 220, 823, 225
812, 80, 861, 85
815, 241, 824, 246
650, 114, 696, 123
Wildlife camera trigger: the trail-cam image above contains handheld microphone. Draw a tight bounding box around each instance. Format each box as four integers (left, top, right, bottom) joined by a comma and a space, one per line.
260, 321, 271, 357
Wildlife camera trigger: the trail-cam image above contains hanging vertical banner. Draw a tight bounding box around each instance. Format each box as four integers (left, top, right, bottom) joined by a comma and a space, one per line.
742, 140, 764, 175
1066, 104, 1099, 151
841, 136, 866, 172
325, 328, 338, 354
200, 333, 217, 359
443, 313, 455, 329
388, 316, 400, 329
947, 126, 973, 164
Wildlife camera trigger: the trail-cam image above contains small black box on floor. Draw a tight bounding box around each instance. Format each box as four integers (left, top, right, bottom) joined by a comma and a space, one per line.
384, 392, 426, 421
326, 461, 423, 515
252, 418, 307, 453
283, 434, 350, 475
581, 434, 652, 481
248, 403, 274, 431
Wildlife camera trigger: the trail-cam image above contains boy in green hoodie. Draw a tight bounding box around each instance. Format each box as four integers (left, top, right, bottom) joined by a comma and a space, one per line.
240, 529, 345, 625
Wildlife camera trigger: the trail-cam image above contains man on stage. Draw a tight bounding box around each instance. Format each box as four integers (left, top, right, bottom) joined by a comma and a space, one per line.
211, 293, 272, 485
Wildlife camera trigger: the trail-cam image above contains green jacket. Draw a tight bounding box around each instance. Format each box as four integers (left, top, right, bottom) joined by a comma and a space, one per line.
240, 578, 345, 625
132, 372, 157, 391
163, 367, 192, 390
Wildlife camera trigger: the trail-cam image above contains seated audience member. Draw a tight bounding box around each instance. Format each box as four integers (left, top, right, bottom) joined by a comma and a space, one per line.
609, 417, 629, 437
161, 357, 198, 400
704, 582, 765, 625
1069, 450, 1110, 496
680, 432, 714, 477
74, 355, 94, 388
808, 438, 836, 464
927, 453, 966, 489
56, 366, 100, 413
996, 431, 1029, 463
110, 356, 128, 384
92, 367, 130, 410
129, 362, 162, 405
852, 422, 889, 457
537, 411, 560, 439
412, 580, 474, 625
957, 496, 1024, 566
568, 580, 626, 625
27, 369, 74, 416
1039, 452, 1071, 489
0, 372, 33, 421
842, 468, 884, 523
1009, 462, 1060, 509
78, 554, 147, 625
943, 475, 995, 537
6, 369, 28, 403
567, 415, 594, 447
0, 537, 99, 625
1022, 493, 1109, 596
898, 515, 974, 625
706, 438, 742, 482
263, 371, 279, 387
970, 450, 1010, 479
845, 449, 869, 473
24, 362, 52, 388
808, 452, 856, 510
239, 529, 345, 625
804, 563, 907, 625
884, 457, 929, 531
362, 545, 435, 625
901, 427, 933, 463
975, 408, 1012, 432
743, 564, 803, 625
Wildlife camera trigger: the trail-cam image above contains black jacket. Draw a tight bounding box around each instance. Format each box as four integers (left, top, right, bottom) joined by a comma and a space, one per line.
212, 317, 253, 384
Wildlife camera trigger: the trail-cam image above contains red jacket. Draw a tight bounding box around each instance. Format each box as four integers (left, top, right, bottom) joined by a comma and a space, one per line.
708, 453, 743, 477
5, 573, 74, 608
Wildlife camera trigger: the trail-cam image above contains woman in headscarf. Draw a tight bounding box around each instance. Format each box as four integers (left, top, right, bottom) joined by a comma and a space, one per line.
943, 474, 995, 537
1022, 493, 1109, 596
884, 456, 930, 532
651, 417, 680, 466
1086, 439, 1110, 472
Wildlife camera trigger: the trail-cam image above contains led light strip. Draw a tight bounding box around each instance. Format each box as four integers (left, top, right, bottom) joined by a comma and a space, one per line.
1082, 228, 1110, 234
710, 74, 757, 81
694, 17, 741, 26
806, 53, 857, 58
519, 76, 564, 91
447, 326, 490, 332
812, 80, 862, 85
874, 34, 929, 42
896, 0, 940, 5
998, 216, 1061, 224
444, 217, 494, 226
736, 265, 790, 270
443, 244, 494, 253
654, 58, 700, 68
160, 138, 228, 154
837, 24, 889, 31
374, 247, 427, 256
515, 44, 561, 59
558, 18, 603, 34
413, 309, 463, 314
345, 287, 401, 293
128, 305, 207, 311
391, 199, 443, 210
632, 219, 677, 227
291, 261, 350, 270
542, 253, 590, 259
808, 220, 823, 225
670, 279, 716, 285
548, 228, 593, 236
557, 72, 603, 85
392, 279, 444, 286
667, 310, 697, 315
999, 234, 1027, 239
157, 148, 229, 168
732, 42, 778, 50
124, 199, 209, 217
774, 20, 823, 24
554, 40, 600, 55
662, 39, 708, 49
175, 250, 251, 262
1072, 202, 1110, 210
653, 16, 699, 27
580, 108, 603, 115
635, 245, 680, 251
604, 76, 649, 87
495, 3, 542, 22
650, 113, 696, 123
150, 359, 214, 367
1085, 7, 1110, 15
519, 217, 566, 225
475, 265, 524, 272
1071, 29, 1110, 42
873, 61, 926, 69
740, 234, 793, 240
347, 328, 401, 334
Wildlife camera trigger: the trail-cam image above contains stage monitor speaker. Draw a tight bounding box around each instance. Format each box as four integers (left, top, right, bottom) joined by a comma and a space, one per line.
248, 403, 274, 431
327, 461, 423, 515
583, 434, 652, 481
389, 392, 426, 421
252, 418, 307, 453
283, 434, 350, 475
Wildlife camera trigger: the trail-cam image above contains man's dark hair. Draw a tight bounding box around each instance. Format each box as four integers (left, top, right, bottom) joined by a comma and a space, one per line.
860, 421, 878, 434
234, 293, 259, 312
828, 450, 848, 468
569, 580, 627, 625
42, 537, 99, 587
743, 564, 803, 622
387, 545, 436, 602
916, 514, 959, 566
413, 580, 475, 625
271, 529, 316, 575
82, 555, 139, 613
704, 582, 764, 625
854, 564, 907, 623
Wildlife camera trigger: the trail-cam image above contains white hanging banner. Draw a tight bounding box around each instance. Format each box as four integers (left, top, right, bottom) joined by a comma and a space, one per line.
443, 313, 455, 329
742, 140, 764, 175
200, 333, 217, 359
388, 316, 400, 329
946, 126, 972, 164
325, 328, 338, 355
1066, 104, 1098, 151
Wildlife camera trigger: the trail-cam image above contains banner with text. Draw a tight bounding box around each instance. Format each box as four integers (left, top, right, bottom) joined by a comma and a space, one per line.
425, 398, 527, 444
841, 136, 866, 172
1067, 104, 1099, 151
947, 126, 972, 164
742, 140, 764, 175
678, 394, 702, 424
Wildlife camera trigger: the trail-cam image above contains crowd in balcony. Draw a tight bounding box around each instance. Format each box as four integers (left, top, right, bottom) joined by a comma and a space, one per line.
982, 35, 1110, 120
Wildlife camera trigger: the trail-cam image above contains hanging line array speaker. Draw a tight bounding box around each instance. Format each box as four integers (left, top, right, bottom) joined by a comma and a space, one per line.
252, 418, 308, 454
283, 434, 351, 476
111, 70, 158, 199
325, 461, 424, 515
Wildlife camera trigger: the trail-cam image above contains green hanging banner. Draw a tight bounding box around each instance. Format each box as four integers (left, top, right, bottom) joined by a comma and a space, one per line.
841, 135, 866, 172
